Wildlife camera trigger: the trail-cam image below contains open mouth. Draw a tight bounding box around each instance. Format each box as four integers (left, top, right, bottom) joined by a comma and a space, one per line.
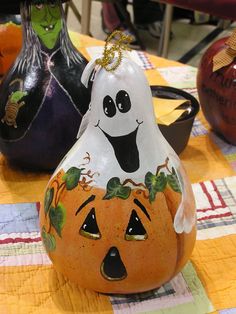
41, 24, 55, 32
101, 247, 127, 281
96, 120, 142, 173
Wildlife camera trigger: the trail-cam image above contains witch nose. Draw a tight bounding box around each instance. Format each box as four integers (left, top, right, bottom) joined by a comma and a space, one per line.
101, 247, 127, 281
44, 6, 53, 23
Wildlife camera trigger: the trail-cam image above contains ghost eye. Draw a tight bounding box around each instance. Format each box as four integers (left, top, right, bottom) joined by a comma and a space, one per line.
103, 95, 116, 118
35, 3, 44, 9
79, 208, 101, 240
116, 90, 131, 113
125, 210, 147, 241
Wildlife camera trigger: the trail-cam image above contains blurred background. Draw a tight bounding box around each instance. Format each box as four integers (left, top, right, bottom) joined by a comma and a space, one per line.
65, 0, 236, 67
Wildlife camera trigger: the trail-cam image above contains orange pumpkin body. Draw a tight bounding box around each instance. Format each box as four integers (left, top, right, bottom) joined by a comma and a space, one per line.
40, 169, 196, 294
40, 53, 196, 294
0, 23, 22, 77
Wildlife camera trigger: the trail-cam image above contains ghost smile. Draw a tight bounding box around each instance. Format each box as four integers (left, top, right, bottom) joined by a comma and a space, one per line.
96, 120, 143, 173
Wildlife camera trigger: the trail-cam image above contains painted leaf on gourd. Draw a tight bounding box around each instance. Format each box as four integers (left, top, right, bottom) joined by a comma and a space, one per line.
145, 171, 167, 202
49, 203, 66, 237
103, 177, 131, 200
167, 168, 182, 193
44, 187, 54, 215
62, 167, 85, 190
41, 226, 56, 252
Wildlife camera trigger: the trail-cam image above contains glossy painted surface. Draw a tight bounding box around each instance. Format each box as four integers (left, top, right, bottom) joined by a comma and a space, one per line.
1, 34, 235, 312
197, 37, 236, 145
40, 56, 196, 293
0, 1, 90, 170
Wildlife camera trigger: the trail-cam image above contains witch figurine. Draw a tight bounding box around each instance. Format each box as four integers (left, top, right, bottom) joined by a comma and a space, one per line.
0, 0, 90, 170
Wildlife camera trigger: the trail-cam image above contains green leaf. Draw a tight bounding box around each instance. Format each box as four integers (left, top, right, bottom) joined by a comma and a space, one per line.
167, 168, 182, 193
49, 203, 66, 237
62, 167, 84, 190
103, 177, 131, 200
44, 187, 54, 215
145, 171, 167, 202
41, 226, 56, 252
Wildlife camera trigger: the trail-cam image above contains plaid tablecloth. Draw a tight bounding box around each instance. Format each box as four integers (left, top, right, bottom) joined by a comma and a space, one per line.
0, 33, 236, 314
1, 175, 236, 313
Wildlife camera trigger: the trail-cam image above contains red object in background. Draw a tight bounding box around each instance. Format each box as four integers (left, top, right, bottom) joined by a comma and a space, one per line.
159, 0, 236, 20
0, 23, 22, 77
197, 37, 236, 145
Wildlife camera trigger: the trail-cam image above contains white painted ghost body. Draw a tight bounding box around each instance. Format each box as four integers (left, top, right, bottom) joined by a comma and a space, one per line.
65, 58, 165, 182
41, 55, 197, 294
58, 56, 196, 233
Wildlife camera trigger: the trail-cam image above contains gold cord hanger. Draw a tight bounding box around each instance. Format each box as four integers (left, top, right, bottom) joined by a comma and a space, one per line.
96, 30, 132, 72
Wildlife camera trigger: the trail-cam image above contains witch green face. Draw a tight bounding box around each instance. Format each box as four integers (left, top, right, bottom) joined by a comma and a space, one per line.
31, 2, 62, 50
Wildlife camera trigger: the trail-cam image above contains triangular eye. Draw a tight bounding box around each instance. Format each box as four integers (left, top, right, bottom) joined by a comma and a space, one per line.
79, 208, 101, 240
125, 210, 147, 241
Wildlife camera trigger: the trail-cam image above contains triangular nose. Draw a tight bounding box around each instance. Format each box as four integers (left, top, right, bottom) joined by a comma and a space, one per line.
101, 247, 127, 281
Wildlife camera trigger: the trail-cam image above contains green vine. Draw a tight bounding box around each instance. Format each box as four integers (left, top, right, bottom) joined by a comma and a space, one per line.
41, 155, 182, 251
102, 158, 182, 203
42, 153, 98, 251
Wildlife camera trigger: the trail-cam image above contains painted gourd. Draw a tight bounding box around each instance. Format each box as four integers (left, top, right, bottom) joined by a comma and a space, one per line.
197, 33, 236, 145
40, 43, 196, 293
0, 0, 90, 170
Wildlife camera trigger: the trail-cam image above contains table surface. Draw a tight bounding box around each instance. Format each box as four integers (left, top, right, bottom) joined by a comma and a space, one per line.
1, 33, 236, 314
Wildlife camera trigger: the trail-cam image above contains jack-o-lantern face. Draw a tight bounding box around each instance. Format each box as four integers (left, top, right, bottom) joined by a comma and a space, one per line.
76, 195, 150, 281
40, 167, 196, 294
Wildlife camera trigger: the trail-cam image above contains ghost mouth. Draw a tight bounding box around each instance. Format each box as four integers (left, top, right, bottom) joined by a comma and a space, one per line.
41, 24, 55, 32
96, 119, 142, 173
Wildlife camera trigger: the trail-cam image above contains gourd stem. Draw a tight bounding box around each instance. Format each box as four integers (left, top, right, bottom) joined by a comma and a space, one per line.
81, 170, 97, 178
47, 222, 52, 234
135, 189, 149, 199
78, 152, 91, 167
55, 183, 66, 207
123, 179, 146, 189
155, 157, 171, 175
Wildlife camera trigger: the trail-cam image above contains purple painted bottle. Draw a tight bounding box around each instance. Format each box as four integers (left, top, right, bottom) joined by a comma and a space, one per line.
0, 0, 90, 170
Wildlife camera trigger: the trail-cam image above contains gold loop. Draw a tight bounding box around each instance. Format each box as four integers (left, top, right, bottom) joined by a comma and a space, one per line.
96, 30, 132, 72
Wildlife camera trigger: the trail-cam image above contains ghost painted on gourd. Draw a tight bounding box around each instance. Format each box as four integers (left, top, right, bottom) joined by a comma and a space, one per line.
0, 0, 90, 170
40, 36, 196, 294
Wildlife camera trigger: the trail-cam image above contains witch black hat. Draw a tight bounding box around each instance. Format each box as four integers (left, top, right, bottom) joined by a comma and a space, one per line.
0, 0, 68, 14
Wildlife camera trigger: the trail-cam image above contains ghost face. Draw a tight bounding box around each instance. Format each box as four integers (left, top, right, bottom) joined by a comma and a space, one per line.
90, 59, 156, 173
96, 89, 143, 173
31, 1, 62, 50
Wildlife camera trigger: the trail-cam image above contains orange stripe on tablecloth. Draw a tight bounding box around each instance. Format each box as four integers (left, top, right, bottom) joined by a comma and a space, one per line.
0, 155, 50, 205
0, 264, 113, 313
180, 135, 235, 183
191, 234, 236, 311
